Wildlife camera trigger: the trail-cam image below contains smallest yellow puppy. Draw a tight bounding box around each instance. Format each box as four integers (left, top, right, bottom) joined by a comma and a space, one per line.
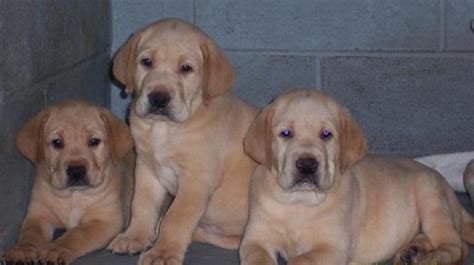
240, 89, 474, 265
2, 100, 134, 265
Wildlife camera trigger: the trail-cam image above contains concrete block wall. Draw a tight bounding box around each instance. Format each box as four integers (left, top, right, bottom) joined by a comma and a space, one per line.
111, 0, 474, 157
0, 0, 111, 248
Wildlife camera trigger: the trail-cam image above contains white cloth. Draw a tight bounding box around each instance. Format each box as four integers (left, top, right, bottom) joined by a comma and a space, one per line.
415, 151, 474, 192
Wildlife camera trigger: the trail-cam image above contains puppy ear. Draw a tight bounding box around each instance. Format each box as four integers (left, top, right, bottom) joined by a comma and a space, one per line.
338, 108, 367, 173
200, 38, 235, 103
100, 109, 134, 165
16, 111, 50, 164
113, 34, 141, 95
244, 106, 275, 168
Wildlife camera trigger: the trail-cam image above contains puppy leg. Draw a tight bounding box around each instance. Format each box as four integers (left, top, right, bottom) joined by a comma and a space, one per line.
287, 245, 348, 265
240, 243, 276, 265
416, 184, 464, 264
138, 181, 211, 265
108, 160, 168, 254
3, 217, 54, 263
39, 219, 121, 265
394, 233, 433, 264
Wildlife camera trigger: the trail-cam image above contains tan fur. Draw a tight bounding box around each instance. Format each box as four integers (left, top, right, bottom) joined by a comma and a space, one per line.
464, 160, 474, 205
240, 89, 474, 265
106, 18, 258, 265
2, 100, 134, 265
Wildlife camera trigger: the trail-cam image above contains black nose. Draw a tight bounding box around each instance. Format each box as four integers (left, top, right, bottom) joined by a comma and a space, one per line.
66, 165, 87, 186
295, 157, 318, 174
148, 91, 170, 109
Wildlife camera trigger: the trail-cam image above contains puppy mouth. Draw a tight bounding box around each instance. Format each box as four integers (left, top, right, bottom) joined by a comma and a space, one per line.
290, 173, 320, 190
148, 105, 171, 117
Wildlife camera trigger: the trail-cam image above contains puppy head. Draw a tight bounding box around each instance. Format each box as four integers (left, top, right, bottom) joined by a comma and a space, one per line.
16, 100, 133, 190
244, 90, 367, 196
113, 18, 234, 123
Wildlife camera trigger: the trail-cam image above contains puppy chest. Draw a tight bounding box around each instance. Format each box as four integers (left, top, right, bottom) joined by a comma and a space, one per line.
66, 207, 83, 229
153, 163, 179, 195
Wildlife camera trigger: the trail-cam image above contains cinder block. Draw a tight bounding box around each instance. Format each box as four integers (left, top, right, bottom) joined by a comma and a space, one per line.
2, 0, 36, 92
195, 0, 439, 51
43, 53, 110, 106
79, 0, 112, 57
446, 0, 474, 51
29, 1, 83, 82
111, 0, 192, 52
228, 52, 319, 107
0, 158, 33, 234
0, 88, 46, 161
322, 57, 474, 156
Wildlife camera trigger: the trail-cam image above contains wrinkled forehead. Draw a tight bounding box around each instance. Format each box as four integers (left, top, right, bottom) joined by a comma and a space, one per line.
273, 96, 337, 128
44, 107, 105, 135
138, 26, 204, 57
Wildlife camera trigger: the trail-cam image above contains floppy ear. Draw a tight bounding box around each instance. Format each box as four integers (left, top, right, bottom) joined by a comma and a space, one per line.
338, 107, 367, 173
113, 34, 141, 95
200, 38, 235, 103
100, 110, 134, 165
244, 106, 275, 168
16, 111, 50, 164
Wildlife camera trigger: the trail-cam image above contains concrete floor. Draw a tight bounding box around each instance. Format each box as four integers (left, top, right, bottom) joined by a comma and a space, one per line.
2, 193, 474, 265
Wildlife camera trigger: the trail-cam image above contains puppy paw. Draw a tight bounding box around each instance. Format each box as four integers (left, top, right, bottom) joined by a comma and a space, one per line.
39, 244, 76, 265
107, 232, 154, 254
2, 244, 38, 264
138, 245, 184, 265
394, 246, 424, 264
418, 251, 454, 265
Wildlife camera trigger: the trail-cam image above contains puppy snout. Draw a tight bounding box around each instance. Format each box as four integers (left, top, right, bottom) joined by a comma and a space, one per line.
148, 91, 170, 110
295, 157, 318, 175
66, 165, 88, 187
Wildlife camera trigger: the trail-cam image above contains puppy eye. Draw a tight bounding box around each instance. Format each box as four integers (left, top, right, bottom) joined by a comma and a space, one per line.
320, 129, 333, 141
51, 138, 64, 149
180, 64, 193, 73
279, 129, 293, 139
88, 138, 101, 147
140, 58, 153, 68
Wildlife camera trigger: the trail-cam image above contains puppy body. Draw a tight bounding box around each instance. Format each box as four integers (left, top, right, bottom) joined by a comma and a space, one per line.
240, 90, 474, 265
129, 92, 257, 236
107, 18, 258, 264
3, 100, 134, 265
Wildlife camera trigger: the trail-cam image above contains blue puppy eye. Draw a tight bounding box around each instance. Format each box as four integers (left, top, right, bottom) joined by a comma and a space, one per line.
320, 129, 333, 140
88, 138, 101, 147
279, 129, 293, 139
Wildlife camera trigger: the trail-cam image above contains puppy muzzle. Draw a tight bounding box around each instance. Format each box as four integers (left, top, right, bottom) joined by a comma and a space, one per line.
292, 157, 320, 188
66, 165, 89, 187
147, 91, 171, 116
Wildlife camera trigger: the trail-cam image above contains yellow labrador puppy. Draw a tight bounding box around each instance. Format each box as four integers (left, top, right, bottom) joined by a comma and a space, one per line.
240, 89, 474, 265
107, 18, 258, 264
2, 100, 134, 265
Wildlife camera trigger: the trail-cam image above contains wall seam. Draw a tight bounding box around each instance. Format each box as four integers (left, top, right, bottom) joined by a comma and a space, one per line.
439, 0, 447, 52
223, 49, 474, 58
10, 51, 109, 97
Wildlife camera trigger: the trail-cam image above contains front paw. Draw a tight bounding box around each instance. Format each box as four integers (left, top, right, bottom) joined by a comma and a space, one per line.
3, 244, 38, 264
107, 232, 155, 254
394, 246, 424, 264
39, 244, 76, 265
138, 244, 184, 265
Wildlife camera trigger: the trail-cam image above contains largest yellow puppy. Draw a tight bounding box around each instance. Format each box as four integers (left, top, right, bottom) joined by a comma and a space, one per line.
240, 89, 474, 265
107, 18, 259, 265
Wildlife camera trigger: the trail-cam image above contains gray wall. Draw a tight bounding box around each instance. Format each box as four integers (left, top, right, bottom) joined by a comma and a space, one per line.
0, 0, 111, 248
111, 0, 474, 157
